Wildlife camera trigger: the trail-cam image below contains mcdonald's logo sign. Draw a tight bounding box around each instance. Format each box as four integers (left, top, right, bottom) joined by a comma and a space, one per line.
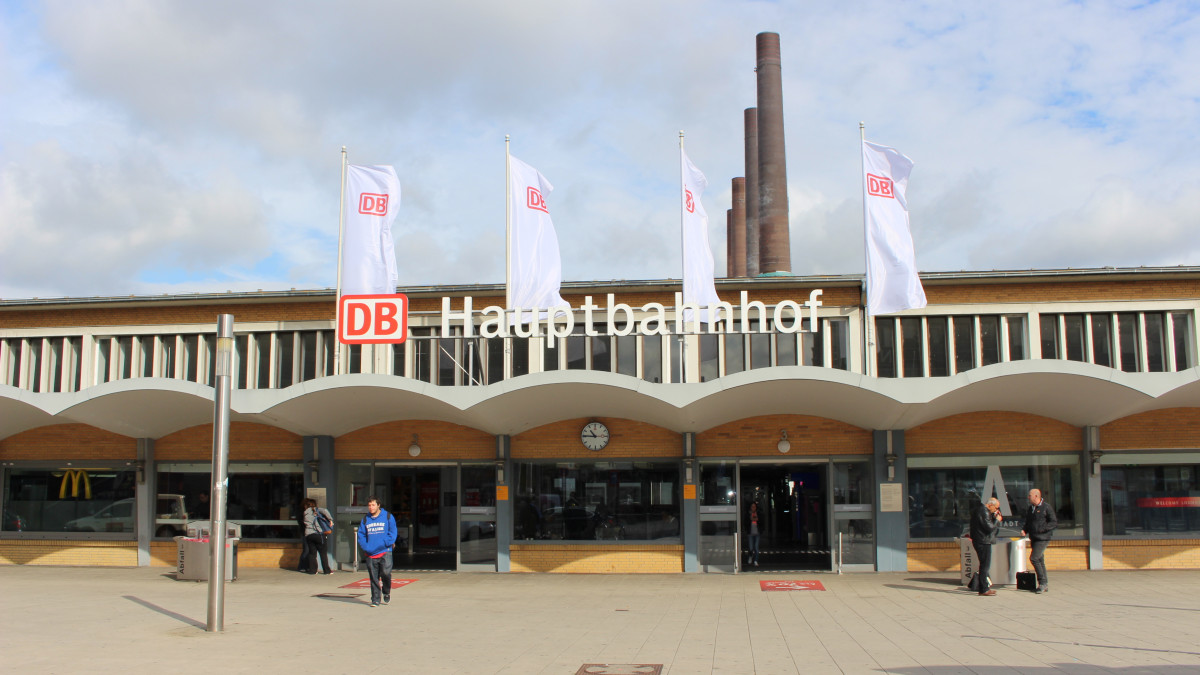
59, 469, 92, 500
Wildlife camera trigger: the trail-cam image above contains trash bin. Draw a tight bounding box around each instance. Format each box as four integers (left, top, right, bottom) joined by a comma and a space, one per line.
175, 536, 238, 581
958, 536, 1029, 586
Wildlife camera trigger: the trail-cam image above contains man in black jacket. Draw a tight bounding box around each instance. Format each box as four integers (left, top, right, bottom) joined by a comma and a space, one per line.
969, 497, 1003, 596
1022, 488, 1057, 594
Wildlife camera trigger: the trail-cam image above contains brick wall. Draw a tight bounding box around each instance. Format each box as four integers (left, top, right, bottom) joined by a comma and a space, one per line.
0, 301, 335, 329
1103, 539, 1200, 569
0, 424, 135, 461
155, 422, 303, 461
510, 544, 683, 573
697, 414, 871, 457
0, 540, 138, 566
907, 539, 1089, 572
148, 541, 301, 569
512, 418, 680, 459
1100, 409, 1200, 449
907, 412, 1082, 455
337, 420, 493, 460
925, 278, 1200, 304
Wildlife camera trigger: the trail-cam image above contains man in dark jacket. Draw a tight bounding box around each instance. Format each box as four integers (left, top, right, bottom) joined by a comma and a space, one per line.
969, 497, 1003, 596
1022, 488, 1058, 594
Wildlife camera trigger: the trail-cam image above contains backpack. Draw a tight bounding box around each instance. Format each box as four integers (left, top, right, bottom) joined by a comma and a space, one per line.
315, 508, 333, 535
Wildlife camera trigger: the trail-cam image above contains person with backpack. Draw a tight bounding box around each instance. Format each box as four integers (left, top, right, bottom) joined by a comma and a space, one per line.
357, 496, 398, 607
302, 498, 334, 575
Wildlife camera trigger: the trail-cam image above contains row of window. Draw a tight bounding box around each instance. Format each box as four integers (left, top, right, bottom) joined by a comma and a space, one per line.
3, 309, 1193, 391
874, 310, 1194, 378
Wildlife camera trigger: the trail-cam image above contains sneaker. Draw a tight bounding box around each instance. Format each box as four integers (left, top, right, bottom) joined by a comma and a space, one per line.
383, 595, 390, 605
979, 590, 997, 596
369, 601, 379, 607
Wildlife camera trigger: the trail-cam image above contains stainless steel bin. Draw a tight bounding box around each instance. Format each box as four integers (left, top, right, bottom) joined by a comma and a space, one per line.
175, 536, 238, 581
958, 536, 1028, 586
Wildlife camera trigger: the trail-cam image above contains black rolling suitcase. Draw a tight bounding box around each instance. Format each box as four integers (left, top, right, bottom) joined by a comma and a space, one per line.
1016, 571, 1038, 591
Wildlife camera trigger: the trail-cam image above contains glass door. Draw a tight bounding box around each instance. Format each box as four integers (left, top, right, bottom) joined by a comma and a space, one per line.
375, 463, 457, 571
699, 461, 738, 572
832, 460, 875, 571
459, 463, 497, 571
739, 461, 830, 571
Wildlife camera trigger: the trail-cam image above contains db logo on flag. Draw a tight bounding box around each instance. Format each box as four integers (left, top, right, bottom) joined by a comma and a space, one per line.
685, 189, 695, 213
527, 187, 548, 213
866, 174, 894, 199
358, 193, 389, 215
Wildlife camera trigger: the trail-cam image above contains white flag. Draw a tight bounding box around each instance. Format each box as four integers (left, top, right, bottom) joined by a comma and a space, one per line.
863, 140, 926, 316
508, 156, 568, 322
681, 149, 721, 323
341, 164, 400, 296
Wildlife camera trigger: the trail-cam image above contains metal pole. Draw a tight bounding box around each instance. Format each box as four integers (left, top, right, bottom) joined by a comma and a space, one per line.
207, 314, 234, 632
838, 531, 843, 575
334, 148, 348, 376
859, 123, 874, 378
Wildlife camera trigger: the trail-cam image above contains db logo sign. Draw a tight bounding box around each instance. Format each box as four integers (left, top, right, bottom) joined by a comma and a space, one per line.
527, 187, 548, 213
866, 174, 894, 199
358, 192, 389, 215
685, 189, 695, 213
338, 294, 408, 344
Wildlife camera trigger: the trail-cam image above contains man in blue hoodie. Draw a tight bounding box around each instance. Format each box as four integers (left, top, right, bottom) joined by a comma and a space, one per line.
357, 497, 398, 607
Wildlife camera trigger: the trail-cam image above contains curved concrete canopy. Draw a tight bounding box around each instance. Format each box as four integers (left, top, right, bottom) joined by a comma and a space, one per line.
2, 362, 1199, 440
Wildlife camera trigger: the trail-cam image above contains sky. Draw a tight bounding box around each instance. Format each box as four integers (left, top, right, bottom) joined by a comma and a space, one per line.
1, 1, 1199, 300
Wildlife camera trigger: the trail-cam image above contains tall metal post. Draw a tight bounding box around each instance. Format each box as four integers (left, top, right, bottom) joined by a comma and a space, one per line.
207, 314, 234, 632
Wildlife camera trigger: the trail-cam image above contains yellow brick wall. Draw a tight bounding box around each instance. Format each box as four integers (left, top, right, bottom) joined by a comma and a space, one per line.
0, 300, 336, 329
907, 412, 1082, 455
0, 424, 136, 461
148, 541, 302, 568
510, 544, 683, 573
337, 420, 493, 460
1100, 409, 1200, 449
907, 539, 1090, 572
697, 414, 871, 456
924, 278, 1200, 304
512, 418, 681, 459
1103, 539, 1200, 569
0, 540, 138, 566
155, 422, 303, 461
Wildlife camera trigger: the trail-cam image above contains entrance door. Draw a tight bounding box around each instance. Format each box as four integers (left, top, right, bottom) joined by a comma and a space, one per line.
377, 465, 457, 571
739, 462, 830, 571
458, 464, 497, 571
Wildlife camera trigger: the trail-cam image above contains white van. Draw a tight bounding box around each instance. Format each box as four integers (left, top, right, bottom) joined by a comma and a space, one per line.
64, 494, 188, 536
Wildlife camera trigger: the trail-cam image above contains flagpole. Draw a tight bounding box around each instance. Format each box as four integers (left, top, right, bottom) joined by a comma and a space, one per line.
678, 130, 687, 384
859, 123, 874, 378
334, 146, 348, 376
505, 135, 512, 315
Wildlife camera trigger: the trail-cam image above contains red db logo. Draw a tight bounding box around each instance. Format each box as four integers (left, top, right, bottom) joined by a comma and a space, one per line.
338, 294, 409, 344
685, 189, 695, 213
527, 187, 548, 213
866, 174, 894, 199
358, 193, 389, 215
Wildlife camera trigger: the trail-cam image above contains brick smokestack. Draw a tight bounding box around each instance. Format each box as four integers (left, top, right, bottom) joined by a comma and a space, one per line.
726, 209, 733, 277
743, 108, 760, 277
730, 178, 747, 278
755, 31, 791, 274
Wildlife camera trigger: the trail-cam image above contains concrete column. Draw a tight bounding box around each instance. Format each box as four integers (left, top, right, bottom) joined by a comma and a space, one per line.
303, 435, 336, 568
682, 432, 698, 573
1084, 426, 1103, 570
496, 435, 512, 573
136, 438, 155, 567
874, 430, 908, 572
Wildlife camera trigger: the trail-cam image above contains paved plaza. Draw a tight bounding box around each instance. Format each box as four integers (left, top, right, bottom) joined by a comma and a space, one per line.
2, 565, 1199, 674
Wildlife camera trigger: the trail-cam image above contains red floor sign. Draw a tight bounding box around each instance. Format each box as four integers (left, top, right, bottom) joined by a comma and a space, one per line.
760, 580, 825, 592
340, 578, 417, 590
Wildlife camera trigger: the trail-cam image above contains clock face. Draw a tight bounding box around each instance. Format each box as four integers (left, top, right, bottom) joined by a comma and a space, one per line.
581, 422, 609, 451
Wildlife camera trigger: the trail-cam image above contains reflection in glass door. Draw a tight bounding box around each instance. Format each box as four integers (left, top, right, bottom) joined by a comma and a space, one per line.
699, 461, 738, 572
459, 464, 497, 570
832, 461, 875, 571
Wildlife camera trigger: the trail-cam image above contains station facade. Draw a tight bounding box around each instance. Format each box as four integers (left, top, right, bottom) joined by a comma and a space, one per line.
2, 267, 1199, 574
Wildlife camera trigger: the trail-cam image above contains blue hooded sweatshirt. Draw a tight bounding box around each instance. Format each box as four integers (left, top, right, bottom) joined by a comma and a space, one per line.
357, 508, 398, 557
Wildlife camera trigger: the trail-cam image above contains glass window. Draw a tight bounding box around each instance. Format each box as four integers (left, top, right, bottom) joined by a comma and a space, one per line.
2, 467, 137, 534
1040, 315, 1059, 359
155, 463, 303, 539
138, 336, 154, 379
980, 316, 1001, 367
749, 322, 770, 370
699, 334, 719, 382
1145, 313, 1166, 373
438, 328, 458, 385
700, 461, 737, 506
1172, 313, 1192, 371
1101, 461, 1200, 537
300, 331, 318, 382
47, 338, 63, 393
1006, 316, 1026, 361
928, 317, 949, 377
1091, 314, 1113, 367
182, 334, 199, 382
724, 328, 745, 374
254, 334, 270, 387
412, 328, 433, 382
28, 339, 43, 391
321, 330, 335, 377
1118, 313, 1140, 372
348, 344, 362, 376
486, 337, 504, 384
776, 332, 797, 367
875, 318, 896, 378
204, 335, 216, 386
511, 336, 530, 377
235, 335, 249, 389
3, 338, 22, 387
162, 335, 177, 379
512, 461, 680, 541
591, 332, 612, 373
274, 332, 293, 387
543, 337, 560, 372
901, 317, 923, 377
566, 326, 587, 371
953, 316, 975, 373
642, 335, 662, 383
907, 454, 1082, 540
615, 332, 636, 377
392, 341, 406, 376
1064, 314, 1085, 362
669, 335, 682, 383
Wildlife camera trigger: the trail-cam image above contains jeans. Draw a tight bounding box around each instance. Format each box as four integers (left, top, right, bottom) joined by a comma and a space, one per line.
304, 533, 330, 574
365, 552, 393, 604
297, 535, 311, 572
972, 541, 992, 594
748, 533, 760, 565
1029, 539, 1050, 588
